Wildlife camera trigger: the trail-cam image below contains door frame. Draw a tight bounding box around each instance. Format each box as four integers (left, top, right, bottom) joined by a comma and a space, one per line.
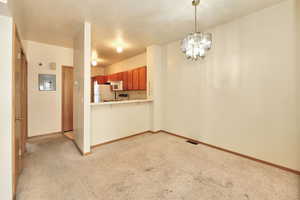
21, 51, 28, 155
12, 24, 28, 199
61, 66, 74, 134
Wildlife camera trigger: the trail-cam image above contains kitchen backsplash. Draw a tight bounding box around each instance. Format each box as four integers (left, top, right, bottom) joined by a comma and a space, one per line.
116, 90, 147, 101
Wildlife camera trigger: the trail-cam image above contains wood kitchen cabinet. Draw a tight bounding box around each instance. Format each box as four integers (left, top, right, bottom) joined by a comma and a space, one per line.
122, 71, 128, 91
92, 66, 147, 91
138, 66, 147, 90
132, 69, 139, 90
93, 76, 107, 84
111, 74, 116, 81
102, 76, 106, 84
116, 72, 122, 81
108, 74, 116, 82
127, 70, 133, 90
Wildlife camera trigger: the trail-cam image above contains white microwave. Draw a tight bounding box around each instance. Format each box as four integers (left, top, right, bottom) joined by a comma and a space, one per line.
110, 81, 123, 91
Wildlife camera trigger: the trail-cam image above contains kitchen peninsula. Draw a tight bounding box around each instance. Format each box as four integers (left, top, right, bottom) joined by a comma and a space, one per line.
90, 98, 153, 146
90, 53, 154, 147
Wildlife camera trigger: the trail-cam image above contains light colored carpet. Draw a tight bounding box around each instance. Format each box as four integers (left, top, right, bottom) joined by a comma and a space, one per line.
17, 133, 299, 200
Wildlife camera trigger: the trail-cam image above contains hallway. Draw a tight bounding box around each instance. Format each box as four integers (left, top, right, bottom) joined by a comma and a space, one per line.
17, 133, 299, 200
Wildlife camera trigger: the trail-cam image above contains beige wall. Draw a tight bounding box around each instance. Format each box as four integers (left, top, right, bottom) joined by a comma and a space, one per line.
23, 40, 73, 137
91, 103, 152, 145
162, 0, 300, 171
147, 45, 164, 131
0, 15, 13, 200
73, 22, 91, 154
7, 0, 24, 37
296, 0, 300, 128
91, 66, 105, 77
105, 52, 146, 75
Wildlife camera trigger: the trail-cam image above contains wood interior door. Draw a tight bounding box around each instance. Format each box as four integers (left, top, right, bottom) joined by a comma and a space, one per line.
20, 53, 28, 155
62, 66, 74, 132
13, 28, 27, 195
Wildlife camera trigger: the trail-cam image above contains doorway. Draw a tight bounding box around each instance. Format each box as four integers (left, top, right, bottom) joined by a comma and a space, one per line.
62, 66, 74, 139
13, 26, 28, 197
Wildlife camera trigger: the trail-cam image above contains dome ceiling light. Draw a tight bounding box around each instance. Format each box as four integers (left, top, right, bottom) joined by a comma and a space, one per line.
116, 47, 123, 53
91, 60, 98, 66
181, 0, 212, 60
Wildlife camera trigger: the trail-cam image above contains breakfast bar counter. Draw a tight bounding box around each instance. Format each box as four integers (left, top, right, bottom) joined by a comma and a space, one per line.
90, 99, 153, 106
90, 99, 153, 146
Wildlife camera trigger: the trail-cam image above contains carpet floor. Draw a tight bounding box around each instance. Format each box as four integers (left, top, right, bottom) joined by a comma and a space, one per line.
17, 132, 299, 200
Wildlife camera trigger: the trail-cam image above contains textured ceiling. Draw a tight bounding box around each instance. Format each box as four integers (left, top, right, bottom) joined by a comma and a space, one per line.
0, 1, 9, 16
18, 0, 284, 66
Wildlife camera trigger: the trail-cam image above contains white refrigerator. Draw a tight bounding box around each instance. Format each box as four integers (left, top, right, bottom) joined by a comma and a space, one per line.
94, 82, 114, 102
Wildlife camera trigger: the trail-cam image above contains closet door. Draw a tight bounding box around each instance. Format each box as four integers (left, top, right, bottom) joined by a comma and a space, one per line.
62, 66, 74, 132
13, 27, 27, 196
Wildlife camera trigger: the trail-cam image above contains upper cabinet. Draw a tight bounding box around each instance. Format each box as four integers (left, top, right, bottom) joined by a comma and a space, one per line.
132, 68, 139, 90
92, 66, 147, 91
138, 67, 147, 90
93, 76, 107, 84
122, 71, 128, 91
127, 70, 133, 90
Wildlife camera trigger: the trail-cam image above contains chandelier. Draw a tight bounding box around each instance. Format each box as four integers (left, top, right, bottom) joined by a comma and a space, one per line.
181, 0, 212, 60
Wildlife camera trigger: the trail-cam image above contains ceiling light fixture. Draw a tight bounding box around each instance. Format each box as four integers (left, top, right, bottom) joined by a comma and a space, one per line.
91, 60, 98, 67
116, 47, 123, 53
181, 0, 212, 60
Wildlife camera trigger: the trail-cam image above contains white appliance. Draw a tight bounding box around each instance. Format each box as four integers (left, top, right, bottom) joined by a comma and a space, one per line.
93, 81, 114, 102
110, 81, 123, 91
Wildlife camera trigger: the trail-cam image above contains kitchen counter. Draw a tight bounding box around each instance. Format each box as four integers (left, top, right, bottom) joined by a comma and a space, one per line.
90, 99, 153, 106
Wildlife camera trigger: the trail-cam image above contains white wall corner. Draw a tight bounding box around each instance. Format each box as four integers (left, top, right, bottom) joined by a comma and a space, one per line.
0, 15, 13, 200
147, 45, 164, 131
73, 21, 91, 155
83, 22, 91, 154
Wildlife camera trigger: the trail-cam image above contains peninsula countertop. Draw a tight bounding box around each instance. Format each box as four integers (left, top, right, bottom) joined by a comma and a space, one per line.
90, 99, 153, 106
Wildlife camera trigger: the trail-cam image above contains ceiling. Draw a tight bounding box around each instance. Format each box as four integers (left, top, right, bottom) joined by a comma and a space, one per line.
0, 1, 9, 16
18, 0, 284, 66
